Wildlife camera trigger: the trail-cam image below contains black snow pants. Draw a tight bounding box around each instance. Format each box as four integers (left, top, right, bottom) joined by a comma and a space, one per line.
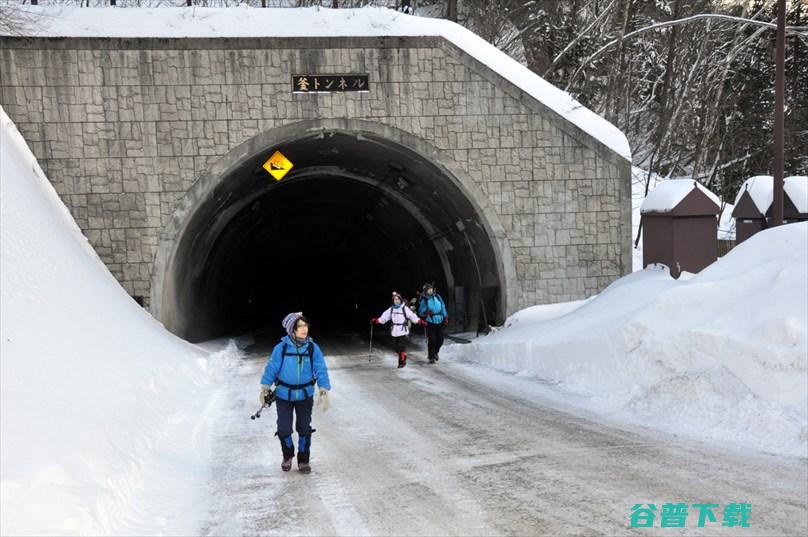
425, 322, 445, 360
275, 396, 314, 463
393, 335, 408, 354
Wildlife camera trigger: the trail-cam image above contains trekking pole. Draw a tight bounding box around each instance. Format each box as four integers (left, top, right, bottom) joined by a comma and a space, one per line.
368, 321, 374, 363
250, 390, 276, 420
250, 402, 267, 420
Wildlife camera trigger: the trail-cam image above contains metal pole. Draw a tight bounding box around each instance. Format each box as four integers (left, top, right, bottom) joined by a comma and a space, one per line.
368, 322, 374, 363
772, 0, 786, 227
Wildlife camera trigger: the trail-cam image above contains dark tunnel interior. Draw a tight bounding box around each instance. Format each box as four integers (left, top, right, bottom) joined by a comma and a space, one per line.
163, 129, 504, 343
206, 177, 446, 338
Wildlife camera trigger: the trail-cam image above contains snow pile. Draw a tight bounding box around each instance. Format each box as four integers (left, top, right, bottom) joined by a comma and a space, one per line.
450, 223, 808, 457
6, 5, 630, 161
0, 106, 236, 535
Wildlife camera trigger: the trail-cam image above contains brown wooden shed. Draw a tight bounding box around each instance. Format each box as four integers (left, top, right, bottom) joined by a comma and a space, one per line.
732, 175, 772, 244
641, 180, 720, 278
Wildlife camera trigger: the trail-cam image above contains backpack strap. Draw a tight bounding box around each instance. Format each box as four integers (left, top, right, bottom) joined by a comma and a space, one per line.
276, 342, 288, 383
275, 340, 318, 393
391, 306, 407, 326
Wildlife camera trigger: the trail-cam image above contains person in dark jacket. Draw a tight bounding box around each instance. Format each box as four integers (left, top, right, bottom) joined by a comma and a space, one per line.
417, 283, 448, 363
260, 312, 331, 474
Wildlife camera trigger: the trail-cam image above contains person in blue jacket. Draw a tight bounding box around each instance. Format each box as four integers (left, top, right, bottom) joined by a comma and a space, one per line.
260, 312, 331, 474
417, 283, 448, 364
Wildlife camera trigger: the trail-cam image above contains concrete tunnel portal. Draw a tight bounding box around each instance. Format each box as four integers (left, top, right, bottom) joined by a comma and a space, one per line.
152, 121, 508, 343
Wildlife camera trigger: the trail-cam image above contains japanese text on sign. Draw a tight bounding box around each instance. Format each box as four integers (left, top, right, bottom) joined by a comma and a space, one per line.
292, 74, 369, 93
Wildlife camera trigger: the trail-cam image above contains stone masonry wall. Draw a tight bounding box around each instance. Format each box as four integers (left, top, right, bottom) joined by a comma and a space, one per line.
0, 36, 631, 314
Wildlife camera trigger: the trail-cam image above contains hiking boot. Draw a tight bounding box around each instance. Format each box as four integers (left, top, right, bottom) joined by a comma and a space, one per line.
428, 356, 437, 364
398, 352, 407, 368
281, 457, 293, 472
298, 462, 311, 474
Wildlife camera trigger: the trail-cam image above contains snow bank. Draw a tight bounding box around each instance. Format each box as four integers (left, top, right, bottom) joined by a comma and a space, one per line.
0, 106, 235, 535
6, 5, 630, 161
449, 223, 808, 457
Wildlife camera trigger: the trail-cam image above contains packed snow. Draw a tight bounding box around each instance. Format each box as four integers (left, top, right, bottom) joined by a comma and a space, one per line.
6, 4, 631, 161
0, 106, 236, 535
448, 223, 808, 457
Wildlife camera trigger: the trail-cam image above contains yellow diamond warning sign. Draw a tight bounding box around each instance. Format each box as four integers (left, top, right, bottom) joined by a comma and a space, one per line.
263, 150, 294, 181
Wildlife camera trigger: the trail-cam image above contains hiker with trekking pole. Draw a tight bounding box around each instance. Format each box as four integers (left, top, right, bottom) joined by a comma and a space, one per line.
371, 291, 425, 368
258, 312, 331, 474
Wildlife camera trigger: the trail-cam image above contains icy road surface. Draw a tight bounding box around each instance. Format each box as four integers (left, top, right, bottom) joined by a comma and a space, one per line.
202, 336, 807, 536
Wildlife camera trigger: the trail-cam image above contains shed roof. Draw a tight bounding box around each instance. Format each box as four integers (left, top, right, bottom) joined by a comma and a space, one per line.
784, 176, 808, 215
731, 175, 807, 218
640, 179, 720, 215
733, 175, 773, 215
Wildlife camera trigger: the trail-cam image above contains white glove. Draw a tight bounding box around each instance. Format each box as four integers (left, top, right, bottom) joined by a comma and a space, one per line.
259, 384, 273, 405
317, 388, 330, 412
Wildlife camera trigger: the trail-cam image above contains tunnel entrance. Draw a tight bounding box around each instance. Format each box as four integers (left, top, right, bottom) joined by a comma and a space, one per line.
153, 120, 508, 343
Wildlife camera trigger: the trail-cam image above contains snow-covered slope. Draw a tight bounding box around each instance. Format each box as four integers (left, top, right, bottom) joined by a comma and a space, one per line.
0, 106, 233, 535
450, 223, 808, 457
5, 5, 630, 161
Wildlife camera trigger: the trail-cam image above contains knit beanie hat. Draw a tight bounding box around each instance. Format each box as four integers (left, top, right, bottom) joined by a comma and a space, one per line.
282, 312, 303, 338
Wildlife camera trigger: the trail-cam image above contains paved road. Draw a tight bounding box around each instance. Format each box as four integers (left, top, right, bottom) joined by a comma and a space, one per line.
202, 336, 807, 536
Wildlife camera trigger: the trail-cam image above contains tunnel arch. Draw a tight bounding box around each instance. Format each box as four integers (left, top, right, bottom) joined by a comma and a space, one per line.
151, 119, 517, 342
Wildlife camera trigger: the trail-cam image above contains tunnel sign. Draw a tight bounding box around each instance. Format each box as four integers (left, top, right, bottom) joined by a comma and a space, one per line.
292, 74, 369, 93
263, 150, 294, 181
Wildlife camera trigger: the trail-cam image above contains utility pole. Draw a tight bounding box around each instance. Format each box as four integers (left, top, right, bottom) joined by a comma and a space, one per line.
446, 0, 457, 21
772, 0, 786, 226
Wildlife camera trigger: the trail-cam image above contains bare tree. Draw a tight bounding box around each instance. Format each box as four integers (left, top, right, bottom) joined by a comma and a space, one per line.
0, 4, 45, 35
